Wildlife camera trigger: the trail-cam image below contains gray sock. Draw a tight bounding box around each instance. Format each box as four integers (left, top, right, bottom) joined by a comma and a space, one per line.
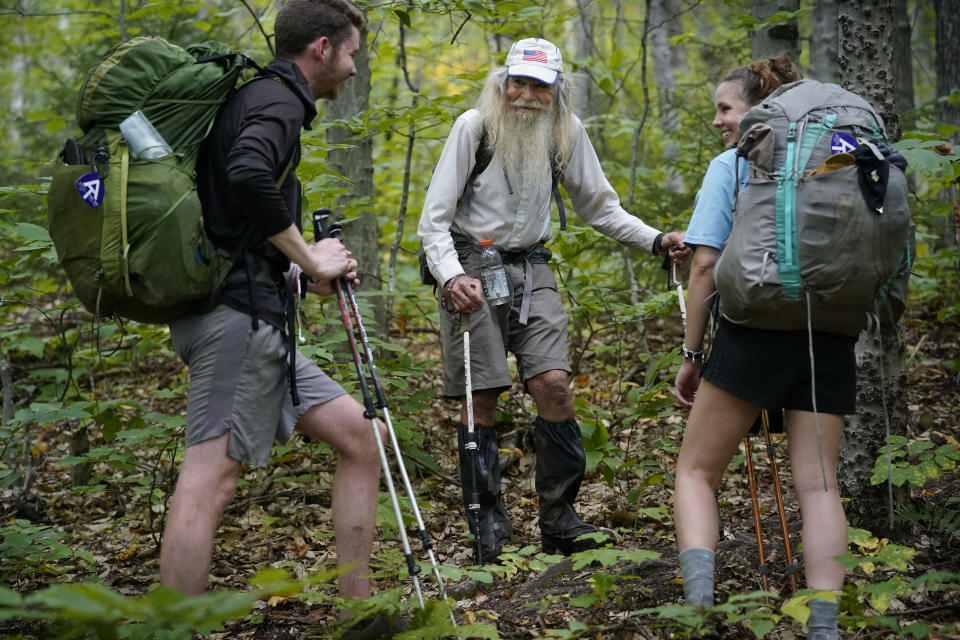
808, 598, 839, 640
679, 547, 715, 606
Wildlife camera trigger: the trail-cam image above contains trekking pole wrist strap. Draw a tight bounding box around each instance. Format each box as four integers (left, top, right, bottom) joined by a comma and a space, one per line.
652, 232, 665, 256
681, 344, 705, 364
441, 274, 466, 310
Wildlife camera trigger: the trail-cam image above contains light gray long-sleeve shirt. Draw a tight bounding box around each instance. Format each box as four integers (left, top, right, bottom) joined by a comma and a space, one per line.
418, 108, 662, 286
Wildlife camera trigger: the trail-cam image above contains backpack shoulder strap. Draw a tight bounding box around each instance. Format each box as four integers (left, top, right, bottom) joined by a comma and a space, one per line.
457, 125, 490, 217
470, 126, 493, 182
550, 152, 566, 230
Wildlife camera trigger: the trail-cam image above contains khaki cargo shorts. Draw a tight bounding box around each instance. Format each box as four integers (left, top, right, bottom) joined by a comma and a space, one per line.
439, 258, 570, 398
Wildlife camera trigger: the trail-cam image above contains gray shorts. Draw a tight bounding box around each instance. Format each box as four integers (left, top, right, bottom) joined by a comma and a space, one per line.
439, 259, 570, 397
169, 304, 346, 467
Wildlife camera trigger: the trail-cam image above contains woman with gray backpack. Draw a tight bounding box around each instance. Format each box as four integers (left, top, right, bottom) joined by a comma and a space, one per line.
671, 56, 851, 640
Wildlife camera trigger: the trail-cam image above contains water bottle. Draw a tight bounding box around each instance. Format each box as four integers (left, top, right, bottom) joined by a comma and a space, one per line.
478, 239, 510, 306
118, 109, 173, 159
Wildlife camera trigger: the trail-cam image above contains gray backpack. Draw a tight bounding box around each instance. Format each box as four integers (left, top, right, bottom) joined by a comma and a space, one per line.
714, 80, 912, 337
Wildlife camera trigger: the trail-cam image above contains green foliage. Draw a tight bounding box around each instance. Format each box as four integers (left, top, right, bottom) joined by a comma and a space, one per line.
626, 526, 959, 639
895, 500, 960, 535
486, 545, 563, 581
841, 527, 917, 575
0, 567, 340, 639
1, 3, 958, 639
828, 527, 959, 636
631, 591, 780, 640
892, 132, 960, 323
0, 520, 95, 581
398, 598, 499, 640
569, 547, 659, 571
871, 435, 960, 488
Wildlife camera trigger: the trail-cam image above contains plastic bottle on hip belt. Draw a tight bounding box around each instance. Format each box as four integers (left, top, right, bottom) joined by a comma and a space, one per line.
118, 109, 173, 159
478, 239, 511, 306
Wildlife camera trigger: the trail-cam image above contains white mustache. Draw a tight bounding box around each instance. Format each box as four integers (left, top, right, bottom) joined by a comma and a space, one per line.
511, 99, 546, 110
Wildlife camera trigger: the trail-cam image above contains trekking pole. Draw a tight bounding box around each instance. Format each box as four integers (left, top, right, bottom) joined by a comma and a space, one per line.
743, 429, 771, 597
311, 210, 425, 610
672, 260, 687, 332
334, 234, 457, 619
460, 312, 484, 566
760, 410, 798, 593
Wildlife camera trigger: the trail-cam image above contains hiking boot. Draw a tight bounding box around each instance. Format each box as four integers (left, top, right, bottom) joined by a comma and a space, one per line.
340, 614, 394, 640
534, 417, 615, 555
458, 423, 513, 565
542, 525, 617, 555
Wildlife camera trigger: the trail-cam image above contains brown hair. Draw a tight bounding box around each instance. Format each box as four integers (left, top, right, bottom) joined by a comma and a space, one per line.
722, 55, 802, 106
275, 0, 366, 60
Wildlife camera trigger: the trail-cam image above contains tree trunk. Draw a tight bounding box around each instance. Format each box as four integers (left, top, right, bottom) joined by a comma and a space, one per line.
935, 0, 960, 145
649, 0, 685, 193
574, 0, 615, 156
324, 25, 385, 337
836, 0, 908, 532
934, 0, 960, 261
750, 0, 801, 63
837, 0, 900, 138
892, 0, 915, 129
808, 0, 840, 82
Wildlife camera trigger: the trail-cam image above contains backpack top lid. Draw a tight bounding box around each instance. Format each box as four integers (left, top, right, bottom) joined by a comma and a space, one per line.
76, 36, 243, 150
739, 79, 886, 141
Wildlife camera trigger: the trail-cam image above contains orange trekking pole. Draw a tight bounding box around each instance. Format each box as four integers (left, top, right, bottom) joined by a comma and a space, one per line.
743, 428, 770, 594
744, 409, 798, 597
760, 410, 798, 592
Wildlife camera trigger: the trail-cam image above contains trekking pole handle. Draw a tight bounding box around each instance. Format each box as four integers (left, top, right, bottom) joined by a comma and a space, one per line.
312, 208, 341, 241
310, 208, 347, 289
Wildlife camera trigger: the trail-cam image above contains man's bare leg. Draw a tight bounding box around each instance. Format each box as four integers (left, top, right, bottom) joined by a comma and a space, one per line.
297, 394, 382, 600
160, 433, 241, 595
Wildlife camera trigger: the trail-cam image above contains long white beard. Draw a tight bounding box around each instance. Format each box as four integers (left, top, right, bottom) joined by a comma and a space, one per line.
497, 102, 554, 188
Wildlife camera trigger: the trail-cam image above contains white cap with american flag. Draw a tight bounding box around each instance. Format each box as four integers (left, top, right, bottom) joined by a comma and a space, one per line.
504, 37, 563, 85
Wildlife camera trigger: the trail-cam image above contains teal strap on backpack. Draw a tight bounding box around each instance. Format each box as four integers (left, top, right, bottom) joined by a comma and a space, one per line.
776, 121, 801, 301
776, 114, 836, 302
798, 114, 834, 171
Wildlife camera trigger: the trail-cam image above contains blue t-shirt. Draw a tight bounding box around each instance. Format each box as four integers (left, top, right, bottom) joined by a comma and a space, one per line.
684, 148, 748, 251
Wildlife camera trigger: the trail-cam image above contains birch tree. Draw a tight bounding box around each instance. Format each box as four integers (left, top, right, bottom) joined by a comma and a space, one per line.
649, 0, 686, 194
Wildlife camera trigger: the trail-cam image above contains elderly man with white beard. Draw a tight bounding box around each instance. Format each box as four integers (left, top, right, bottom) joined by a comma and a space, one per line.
418, 37, 688, 564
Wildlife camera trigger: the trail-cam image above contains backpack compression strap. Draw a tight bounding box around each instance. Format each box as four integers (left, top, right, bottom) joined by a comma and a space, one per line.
775, 114, 835, 302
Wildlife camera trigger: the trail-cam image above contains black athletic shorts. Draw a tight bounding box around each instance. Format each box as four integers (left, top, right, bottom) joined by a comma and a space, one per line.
702, 319, 858, 415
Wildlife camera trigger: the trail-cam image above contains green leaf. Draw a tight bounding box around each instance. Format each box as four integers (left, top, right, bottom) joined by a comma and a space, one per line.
781, 594, 813, 623
746, 617, 775, 638
393, 9, 411, 27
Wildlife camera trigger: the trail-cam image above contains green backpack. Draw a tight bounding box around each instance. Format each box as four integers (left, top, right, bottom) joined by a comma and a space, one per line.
47, 36, 261, 323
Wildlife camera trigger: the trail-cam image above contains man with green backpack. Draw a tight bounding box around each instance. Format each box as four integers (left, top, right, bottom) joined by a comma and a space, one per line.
157, 0, 384, 613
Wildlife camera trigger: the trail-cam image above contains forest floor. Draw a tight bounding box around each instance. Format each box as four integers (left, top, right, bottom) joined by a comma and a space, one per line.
2, 300, 959, 639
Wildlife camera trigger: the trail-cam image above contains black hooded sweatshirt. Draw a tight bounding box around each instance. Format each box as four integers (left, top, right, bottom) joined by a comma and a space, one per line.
196, 58, 317, 328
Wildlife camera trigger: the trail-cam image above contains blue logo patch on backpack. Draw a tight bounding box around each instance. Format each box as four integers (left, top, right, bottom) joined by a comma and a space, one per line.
75, 172, 103, 208
714, 80, 913, 337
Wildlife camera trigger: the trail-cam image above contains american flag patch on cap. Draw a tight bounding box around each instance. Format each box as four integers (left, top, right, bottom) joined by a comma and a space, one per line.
522, 49, 548, 63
